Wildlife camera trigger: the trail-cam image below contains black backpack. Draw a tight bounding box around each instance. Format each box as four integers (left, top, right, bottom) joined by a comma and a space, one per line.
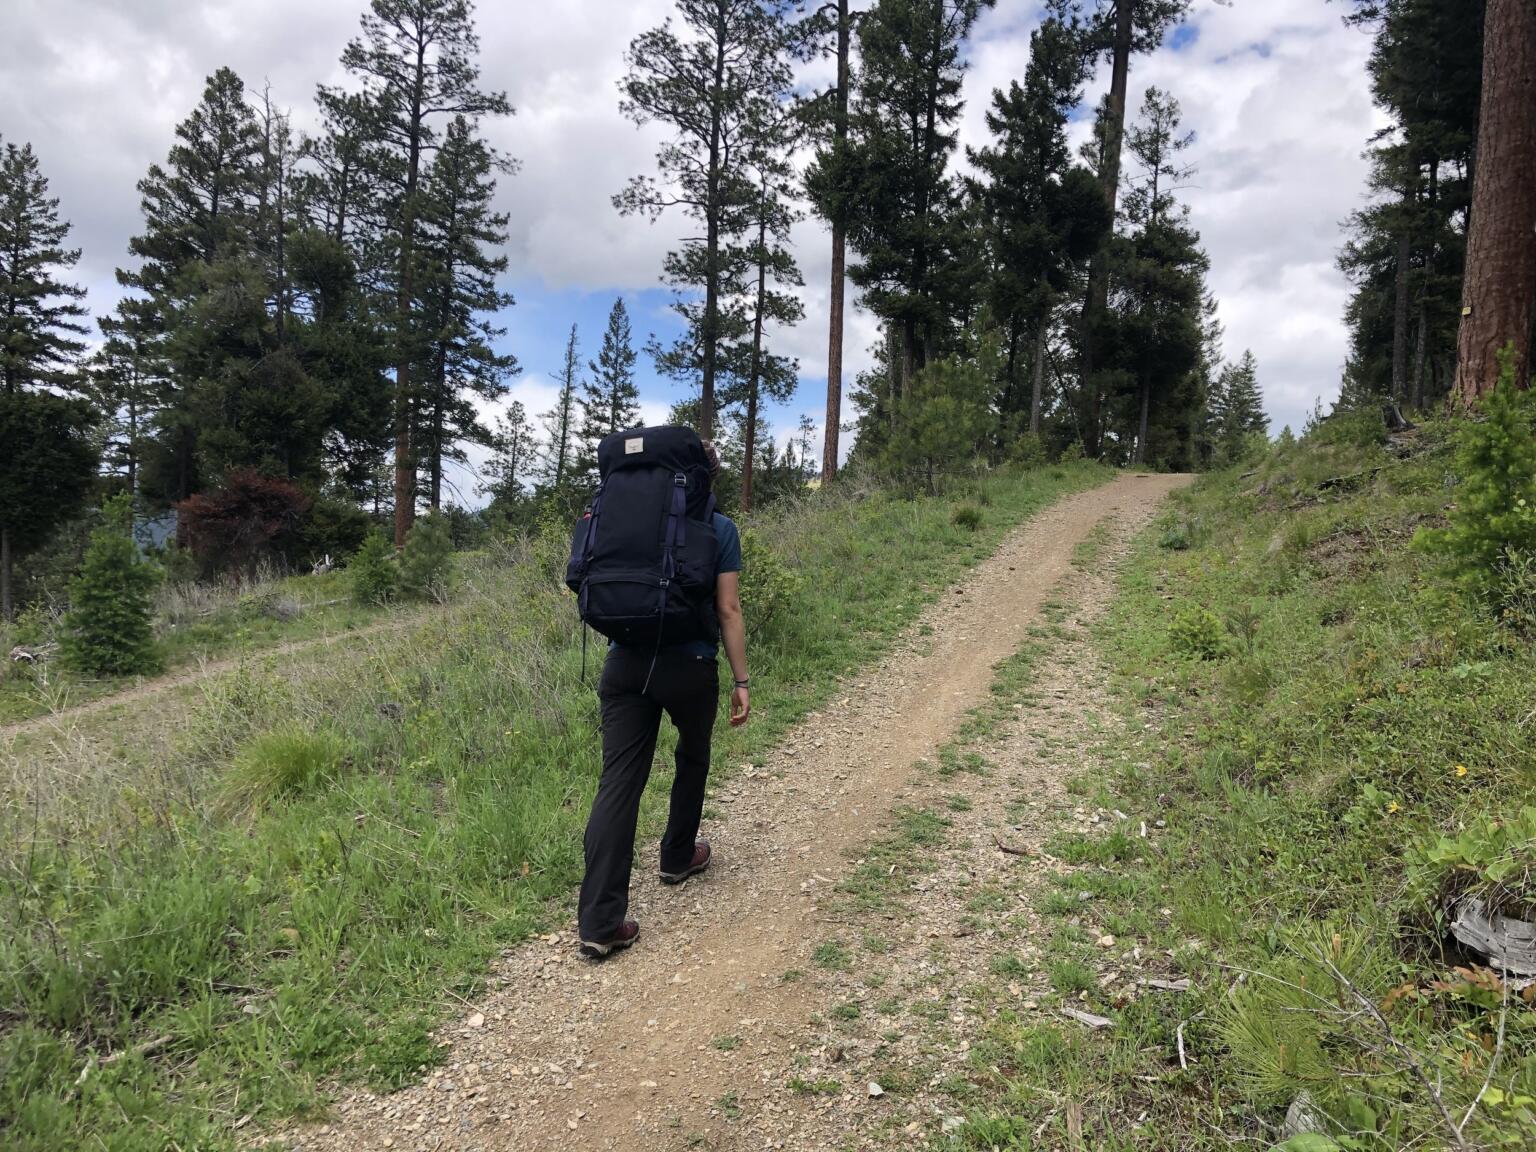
565, 425, 720, 649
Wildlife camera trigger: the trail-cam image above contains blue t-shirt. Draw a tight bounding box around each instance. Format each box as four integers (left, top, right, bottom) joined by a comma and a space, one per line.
614, 513, 741, 659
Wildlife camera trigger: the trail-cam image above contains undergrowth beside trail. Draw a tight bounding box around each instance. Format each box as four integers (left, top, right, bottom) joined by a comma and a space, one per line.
0, 462, 1108, 1150
1010, 421, 1536, 1149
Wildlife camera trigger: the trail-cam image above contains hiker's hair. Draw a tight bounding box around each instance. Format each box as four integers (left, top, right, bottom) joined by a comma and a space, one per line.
701, 439, 722, 480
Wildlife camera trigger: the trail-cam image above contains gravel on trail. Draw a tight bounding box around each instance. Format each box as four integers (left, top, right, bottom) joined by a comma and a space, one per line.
264, 472, 1189, 1152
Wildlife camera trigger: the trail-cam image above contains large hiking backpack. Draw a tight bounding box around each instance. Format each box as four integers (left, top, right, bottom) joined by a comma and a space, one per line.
565, 425, 720, 648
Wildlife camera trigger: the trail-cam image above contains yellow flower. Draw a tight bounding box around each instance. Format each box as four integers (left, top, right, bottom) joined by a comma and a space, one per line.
1387, 801, 1401, 814
1455, 764, 1468, 778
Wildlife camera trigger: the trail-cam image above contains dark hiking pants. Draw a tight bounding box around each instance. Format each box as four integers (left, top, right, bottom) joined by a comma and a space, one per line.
578, 647, 719, 940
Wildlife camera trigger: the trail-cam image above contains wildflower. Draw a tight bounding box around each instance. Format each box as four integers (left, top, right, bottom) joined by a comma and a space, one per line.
1387, 801, 1401, 814
1455, 764, 1468, 778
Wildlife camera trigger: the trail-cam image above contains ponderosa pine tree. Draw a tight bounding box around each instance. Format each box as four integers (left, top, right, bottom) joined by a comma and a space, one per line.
831, 0, 992, 406
416, 115, 518, 509
1454, 0, 1536, 402
541, 325, 582, 493
333, 0, 511, 545
576, 298, 641, 482
0, 138, 97, 620
968, 3, 1109, 439
616, 0, 797, 441
1077, 0, 1191, 457
802, 0, 861, 483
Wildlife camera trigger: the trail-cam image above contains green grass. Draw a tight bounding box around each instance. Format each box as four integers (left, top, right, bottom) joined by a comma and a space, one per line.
0, 566, 393, 725
0, 461, 1112, 1149
960, 423, 1536, 1148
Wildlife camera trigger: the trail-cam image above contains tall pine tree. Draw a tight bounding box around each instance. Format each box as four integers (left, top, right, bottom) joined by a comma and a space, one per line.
576, 297, 641, 481
333, 0, 512, 544
826, 0, 991, 411
616, 0, 796, 441
0, 139, 96, 619
542, 324, 581, 493
415, 115, 519, 509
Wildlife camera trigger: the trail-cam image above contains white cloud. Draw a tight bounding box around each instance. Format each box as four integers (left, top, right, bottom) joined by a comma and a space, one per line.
0, 0, 1378, 452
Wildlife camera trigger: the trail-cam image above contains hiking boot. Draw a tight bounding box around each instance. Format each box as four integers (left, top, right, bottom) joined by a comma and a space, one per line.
660, 840, 711, 886
579, 920, 640, 959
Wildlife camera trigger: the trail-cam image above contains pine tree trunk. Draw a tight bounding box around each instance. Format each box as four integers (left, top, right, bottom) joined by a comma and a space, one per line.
1392, 232, 1411, 401
1455, 0, 1536, 404
1134, 379, 1150, 465
822, 0, 850, 487
1030, 322, 1047, 436
1080, 0, 1135, 459
699, 16, 728, 442
1411, 293, 1428, 409
743, 216, 769, 514
394, 42, 427, 548
1, 525, 12, 623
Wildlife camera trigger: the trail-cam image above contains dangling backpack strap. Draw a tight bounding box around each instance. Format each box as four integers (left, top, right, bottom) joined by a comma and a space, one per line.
644, 474, 689, 694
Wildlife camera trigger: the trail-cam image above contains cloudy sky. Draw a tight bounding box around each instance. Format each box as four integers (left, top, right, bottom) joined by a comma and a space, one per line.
2, 0, 1379, 500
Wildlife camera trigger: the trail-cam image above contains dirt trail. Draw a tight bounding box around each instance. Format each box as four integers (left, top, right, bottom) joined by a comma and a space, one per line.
272, 473, 1188, 1152
0, 616, 415, 744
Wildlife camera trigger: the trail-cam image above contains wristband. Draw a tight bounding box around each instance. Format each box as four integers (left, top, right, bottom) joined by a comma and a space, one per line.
734, 678, 750, 688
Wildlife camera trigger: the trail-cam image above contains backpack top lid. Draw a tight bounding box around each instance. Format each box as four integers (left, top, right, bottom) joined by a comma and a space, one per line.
596, 424, 709, 481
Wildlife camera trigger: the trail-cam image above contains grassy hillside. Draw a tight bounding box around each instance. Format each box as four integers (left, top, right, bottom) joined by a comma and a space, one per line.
992, 417, 1536, 1149
0, 462, 1108, 1151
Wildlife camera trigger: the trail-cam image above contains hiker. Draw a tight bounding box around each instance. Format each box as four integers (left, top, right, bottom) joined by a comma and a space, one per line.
565, 427, 751, 958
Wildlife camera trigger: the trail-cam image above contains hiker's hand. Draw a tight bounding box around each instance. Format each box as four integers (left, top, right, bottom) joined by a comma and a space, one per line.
730, 685, 750, 727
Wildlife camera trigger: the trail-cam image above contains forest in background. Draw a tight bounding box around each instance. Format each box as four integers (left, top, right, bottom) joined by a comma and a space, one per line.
0, 0, 1282, 631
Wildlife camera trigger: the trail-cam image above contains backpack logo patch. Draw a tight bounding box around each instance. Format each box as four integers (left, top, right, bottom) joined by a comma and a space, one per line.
624, 437, 644, 455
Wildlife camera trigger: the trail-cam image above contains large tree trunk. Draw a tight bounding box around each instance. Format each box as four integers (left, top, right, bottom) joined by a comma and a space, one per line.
1080, 0, 1135, 458
1, 525, 12, 623
1411, 293, 1428, 409
1392, 232, 1411, 401
822, 0, 850, 487
1455, 0, 1536, 404
698, 16, 729, 442
1030, 321, 1047, 436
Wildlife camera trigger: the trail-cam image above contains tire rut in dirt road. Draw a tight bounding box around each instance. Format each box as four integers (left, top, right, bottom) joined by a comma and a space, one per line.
0, 616, 415, 745
270, 473, 1189, 1152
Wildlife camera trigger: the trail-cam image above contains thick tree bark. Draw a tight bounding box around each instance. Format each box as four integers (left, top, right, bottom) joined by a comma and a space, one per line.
1392, 232, 1411, 401
1455, 0, 1536, 404
1411, 293, 1428, 409
1030, 322, 1047, 436
1, 525, 11, 623
1080, 0, 1135, 458
822, 0, 850, 487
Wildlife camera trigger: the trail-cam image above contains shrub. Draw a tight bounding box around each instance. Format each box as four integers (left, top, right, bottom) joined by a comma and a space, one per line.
60, 495, 161, 678
1009, 432, 1046, 468
952, 504, 983, 532
289, 495, 371, 566
739, 527, 800, 639
1169, 605, 1225, 660
1415, 346, 1536, 604
399, 511, 454, 601
176, 469, 312, 578
219, 724, 348, 815
349, 531, 399, 606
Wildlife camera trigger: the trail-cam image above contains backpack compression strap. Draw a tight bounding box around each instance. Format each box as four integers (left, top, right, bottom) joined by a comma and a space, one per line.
643, 474, 689, 694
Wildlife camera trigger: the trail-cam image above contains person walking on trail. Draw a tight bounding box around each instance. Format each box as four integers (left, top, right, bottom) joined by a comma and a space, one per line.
564, 428, 751, 959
